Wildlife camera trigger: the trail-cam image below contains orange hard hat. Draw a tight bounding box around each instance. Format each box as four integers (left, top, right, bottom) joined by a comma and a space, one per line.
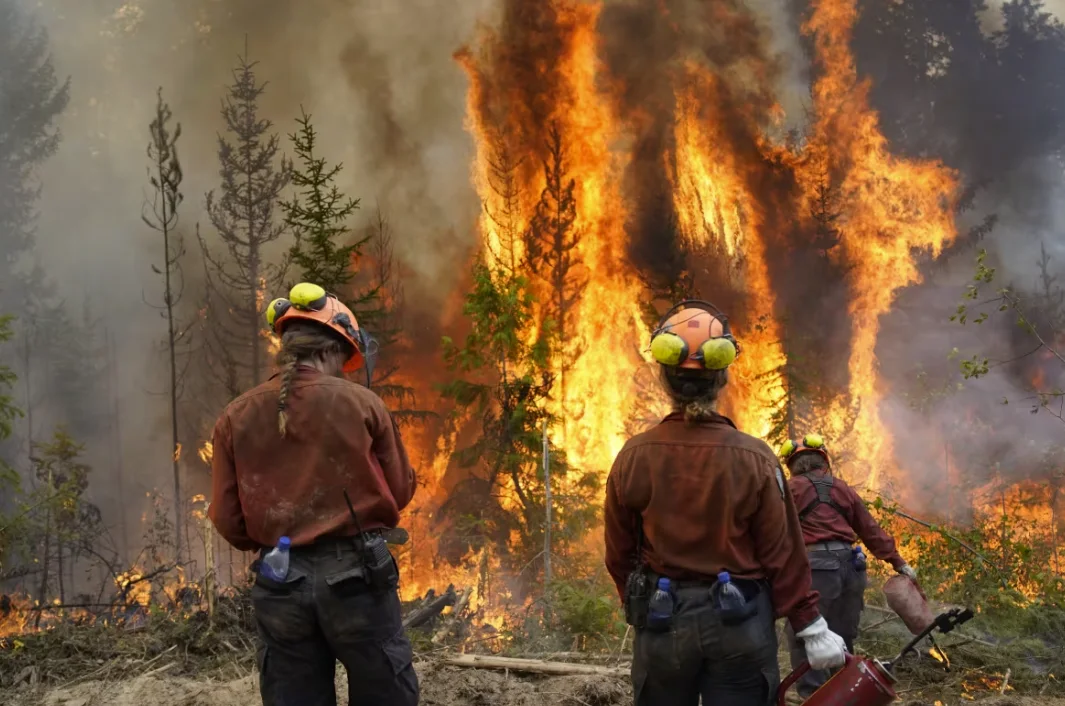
266, 283, 365, 374
650, 301, 738, 370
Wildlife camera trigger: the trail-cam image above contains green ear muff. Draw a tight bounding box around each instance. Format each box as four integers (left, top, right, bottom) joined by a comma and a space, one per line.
650, 332, 689, 366
289, 282, 328, 311
266, 298, 291, 327
803, 433, 825, 449
699, 338, 737, 370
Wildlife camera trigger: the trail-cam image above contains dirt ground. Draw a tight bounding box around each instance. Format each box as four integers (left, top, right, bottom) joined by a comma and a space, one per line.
5, 662, 631, 706
6, 662, 1062, 706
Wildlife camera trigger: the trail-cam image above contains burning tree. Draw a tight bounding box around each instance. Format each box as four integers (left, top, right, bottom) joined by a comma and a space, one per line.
438, 262, 599, 595
143, 87, 187, 560
524, 123, 586, 417
200, 47, 291, 391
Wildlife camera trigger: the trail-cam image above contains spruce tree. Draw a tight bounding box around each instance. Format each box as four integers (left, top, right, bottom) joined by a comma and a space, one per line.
282, 108, 363, 295
0, 0, 69, 290
438, 262, 598, 594
202, 47, 291, 389
0, 315, 22, 488
525, 124, 586, 411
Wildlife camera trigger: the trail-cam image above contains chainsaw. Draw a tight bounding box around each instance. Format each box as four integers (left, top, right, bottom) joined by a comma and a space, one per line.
778, 607, 975, 706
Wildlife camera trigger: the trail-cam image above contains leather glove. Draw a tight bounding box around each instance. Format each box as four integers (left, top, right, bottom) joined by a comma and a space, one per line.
797, 616, 847, 670
898, 564, 917, 581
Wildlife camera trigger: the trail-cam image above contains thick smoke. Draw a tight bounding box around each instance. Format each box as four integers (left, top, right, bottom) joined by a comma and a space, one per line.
21, 0, 489, 554
11, 0, 1065, 561
859, 0, 1065, 509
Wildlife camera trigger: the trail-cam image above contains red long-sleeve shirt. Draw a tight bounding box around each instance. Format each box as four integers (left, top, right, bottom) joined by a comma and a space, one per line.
787, 470, 906, 570
209, 367, 416, 551
604, 412, 821, 632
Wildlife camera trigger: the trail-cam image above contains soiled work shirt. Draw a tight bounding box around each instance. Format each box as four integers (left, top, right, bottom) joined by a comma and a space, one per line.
209, 367, 416, 551
604, 412, 821, 631
788, 470, 906, 570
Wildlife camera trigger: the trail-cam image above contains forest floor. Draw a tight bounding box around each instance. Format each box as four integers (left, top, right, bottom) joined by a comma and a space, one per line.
5, 661, 1063, 706
1, 588, 1062, 705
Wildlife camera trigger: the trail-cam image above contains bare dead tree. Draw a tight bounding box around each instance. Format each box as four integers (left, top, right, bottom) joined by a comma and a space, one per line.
143, 87, 187, 561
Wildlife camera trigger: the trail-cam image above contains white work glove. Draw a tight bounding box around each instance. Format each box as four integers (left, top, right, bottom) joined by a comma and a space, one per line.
796, 616, 847, 671
898, 564, 917, 581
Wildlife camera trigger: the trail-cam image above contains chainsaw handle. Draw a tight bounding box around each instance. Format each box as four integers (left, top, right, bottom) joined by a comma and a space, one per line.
777, 654, 855, 705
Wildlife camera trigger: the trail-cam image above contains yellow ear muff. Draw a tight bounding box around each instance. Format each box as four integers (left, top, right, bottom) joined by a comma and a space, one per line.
699, 338, 737, 370
650, 332, 689, 366
803, 432, 825, 449
266, 298, 291, 327
289, 282, 328, 311
779, 439, 797, 459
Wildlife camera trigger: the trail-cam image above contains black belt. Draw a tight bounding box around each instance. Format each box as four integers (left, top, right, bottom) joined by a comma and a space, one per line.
806, 540, 853, 553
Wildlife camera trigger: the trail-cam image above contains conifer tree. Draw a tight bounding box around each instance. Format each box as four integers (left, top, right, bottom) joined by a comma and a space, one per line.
281, 108, 363, 294
201, 47, 291, 389
438, 262, 598, 592
526, 124, 586, 410
0, 0, 69, 293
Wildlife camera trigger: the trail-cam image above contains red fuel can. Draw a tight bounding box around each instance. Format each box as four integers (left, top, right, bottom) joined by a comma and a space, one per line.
778, 654, 898, 706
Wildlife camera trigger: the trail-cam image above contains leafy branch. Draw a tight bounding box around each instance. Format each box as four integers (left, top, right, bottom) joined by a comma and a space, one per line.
950, 248, 1065, 420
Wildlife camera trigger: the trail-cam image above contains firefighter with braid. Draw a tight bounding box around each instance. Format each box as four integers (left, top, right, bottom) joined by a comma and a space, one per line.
780, 434, 916, 700
604, 300, 847, 706
209, 282, 418, 706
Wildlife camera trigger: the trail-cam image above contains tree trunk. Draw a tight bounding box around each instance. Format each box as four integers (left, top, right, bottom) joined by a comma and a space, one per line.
162, 176, 183, 564
57, 538, 65, 603
38, 470, 53, 602
108, 330, 129, 562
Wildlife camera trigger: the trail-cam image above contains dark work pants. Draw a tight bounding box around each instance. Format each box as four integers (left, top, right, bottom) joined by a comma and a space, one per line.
785, 549, 867, 699
631, 582, 779, 706
251, 541, 419, 706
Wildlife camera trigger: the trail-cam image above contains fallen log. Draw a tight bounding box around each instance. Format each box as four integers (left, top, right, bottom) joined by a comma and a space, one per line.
403, 584, 456, 629
432, 587, 472, 644
441, 654, 627, 678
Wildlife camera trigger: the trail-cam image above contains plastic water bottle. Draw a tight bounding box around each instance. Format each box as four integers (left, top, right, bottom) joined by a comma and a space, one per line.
716, 571, 747, 613
852, 546, 868, 571
261, 536, 291, 581
647, 578, 674, 630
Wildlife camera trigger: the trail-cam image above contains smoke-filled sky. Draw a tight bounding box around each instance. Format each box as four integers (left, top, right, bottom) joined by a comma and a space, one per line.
13, 0, 1065, 542
24, 0, 494, 542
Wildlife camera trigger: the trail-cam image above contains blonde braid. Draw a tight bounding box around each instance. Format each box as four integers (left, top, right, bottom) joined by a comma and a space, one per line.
273, 321, 353, 438
277, 355, 299, 437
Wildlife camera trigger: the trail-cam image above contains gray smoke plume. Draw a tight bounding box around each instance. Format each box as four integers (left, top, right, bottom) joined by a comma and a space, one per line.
20, 0, 490, 556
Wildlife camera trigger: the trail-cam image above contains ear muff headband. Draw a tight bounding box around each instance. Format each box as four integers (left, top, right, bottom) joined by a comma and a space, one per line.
650, 299, 739, 370
289, 282, 329, 311
779, 433, 828, 462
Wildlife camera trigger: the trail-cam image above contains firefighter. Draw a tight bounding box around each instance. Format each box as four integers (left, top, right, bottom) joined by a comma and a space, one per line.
605, 300, 847, 706
780, 433, 916, 699
209, 282, 418, 706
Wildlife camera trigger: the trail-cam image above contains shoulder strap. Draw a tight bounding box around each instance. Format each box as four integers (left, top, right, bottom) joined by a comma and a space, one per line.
798, 475, 848, 521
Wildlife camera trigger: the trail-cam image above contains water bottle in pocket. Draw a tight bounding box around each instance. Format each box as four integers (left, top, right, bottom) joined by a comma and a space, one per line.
260, 536, 291, 582
646, 578, 674, 632
713, 572, 758, 625
851, 545, 867, 572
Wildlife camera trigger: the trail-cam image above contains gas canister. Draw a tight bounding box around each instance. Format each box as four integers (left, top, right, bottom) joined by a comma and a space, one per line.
778, 654, 898, 706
